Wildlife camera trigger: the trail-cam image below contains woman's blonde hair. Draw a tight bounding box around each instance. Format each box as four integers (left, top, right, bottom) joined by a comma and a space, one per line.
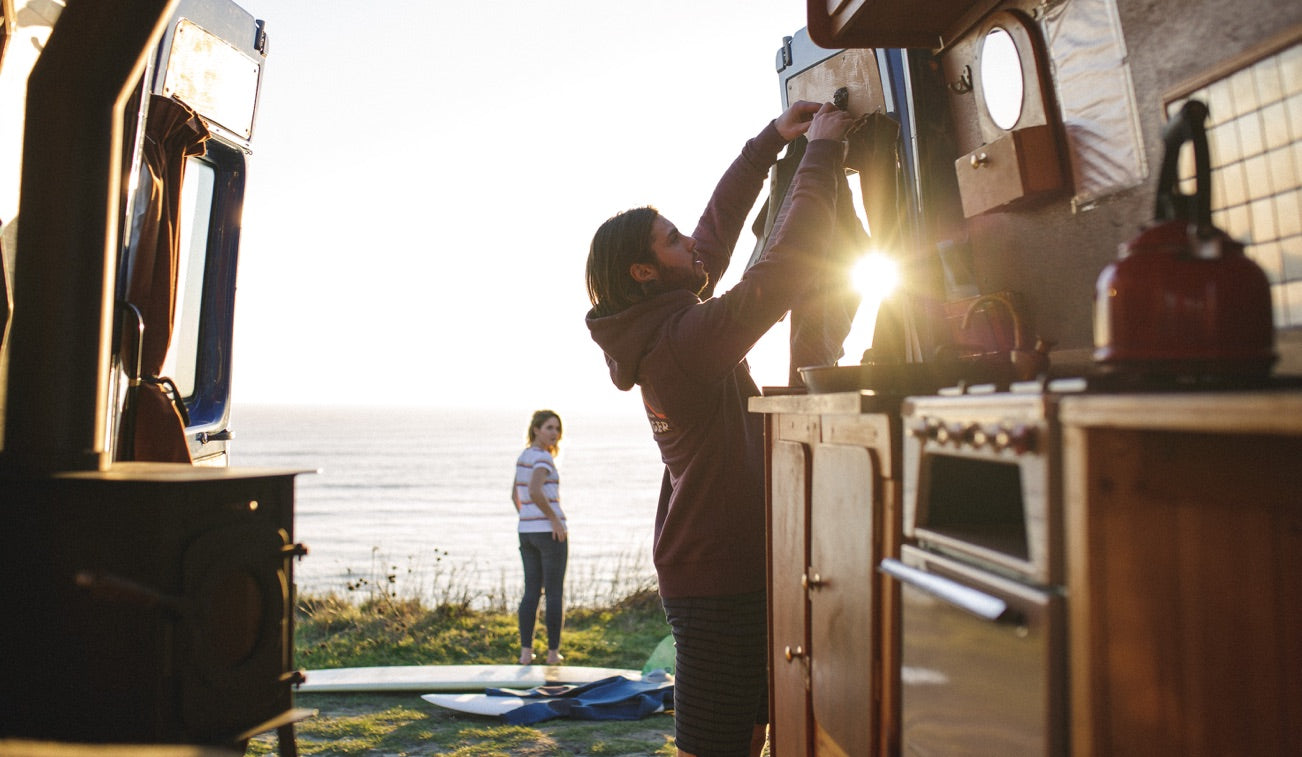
526, 409, 562, 455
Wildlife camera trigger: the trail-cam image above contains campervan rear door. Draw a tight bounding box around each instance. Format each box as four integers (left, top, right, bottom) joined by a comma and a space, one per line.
122, 0, 267, 465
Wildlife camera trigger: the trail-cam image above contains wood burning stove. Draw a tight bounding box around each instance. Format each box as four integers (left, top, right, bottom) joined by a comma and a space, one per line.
0, 465, 309, 749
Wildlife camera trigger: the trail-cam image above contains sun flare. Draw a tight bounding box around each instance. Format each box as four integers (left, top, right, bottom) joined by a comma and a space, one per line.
839, 251, 901, 362
850, 251, 900, 302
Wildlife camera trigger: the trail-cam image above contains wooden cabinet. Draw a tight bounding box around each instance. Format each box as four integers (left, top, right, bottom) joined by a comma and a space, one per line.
955, 124, 1064, 217
806, 0, 1000, 49
752, 394, 903, 757
1060, 393, 1302, 757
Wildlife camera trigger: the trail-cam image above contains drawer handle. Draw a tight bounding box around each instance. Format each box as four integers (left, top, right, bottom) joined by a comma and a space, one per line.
879, 558, 1021, 624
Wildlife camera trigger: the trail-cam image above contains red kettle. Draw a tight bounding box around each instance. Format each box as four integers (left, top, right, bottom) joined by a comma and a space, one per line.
1093, 99, 1275, 377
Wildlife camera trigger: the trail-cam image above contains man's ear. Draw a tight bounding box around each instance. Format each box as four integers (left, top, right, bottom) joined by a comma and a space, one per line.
629, 262, 658, 283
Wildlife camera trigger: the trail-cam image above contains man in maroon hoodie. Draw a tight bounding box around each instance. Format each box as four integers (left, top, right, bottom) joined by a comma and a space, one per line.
585, 101, 854, 757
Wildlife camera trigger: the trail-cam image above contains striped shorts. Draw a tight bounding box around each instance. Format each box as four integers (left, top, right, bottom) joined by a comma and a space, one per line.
661, 590, 768, 757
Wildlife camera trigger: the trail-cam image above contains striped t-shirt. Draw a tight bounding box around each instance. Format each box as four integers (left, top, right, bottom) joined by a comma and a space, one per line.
515, 447, 564, 534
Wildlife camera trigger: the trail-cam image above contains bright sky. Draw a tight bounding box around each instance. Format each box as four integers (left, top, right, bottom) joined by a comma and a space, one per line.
230, 0, 812, 414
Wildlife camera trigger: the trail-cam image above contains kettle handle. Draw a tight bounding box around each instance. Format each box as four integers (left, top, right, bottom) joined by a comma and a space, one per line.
1154, 99, 1212, 230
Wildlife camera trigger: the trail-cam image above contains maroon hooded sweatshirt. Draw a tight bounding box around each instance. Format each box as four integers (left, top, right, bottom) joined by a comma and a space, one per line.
586, 121, 845, 599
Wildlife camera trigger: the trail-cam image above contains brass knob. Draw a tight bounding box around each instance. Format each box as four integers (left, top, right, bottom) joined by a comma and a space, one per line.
970, 152, 989, 168
802, 572, 827, 590
784, 645, 806, 662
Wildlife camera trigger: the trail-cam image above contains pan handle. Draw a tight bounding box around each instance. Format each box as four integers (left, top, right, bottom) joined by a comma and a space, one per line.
880, 558, 1022, 624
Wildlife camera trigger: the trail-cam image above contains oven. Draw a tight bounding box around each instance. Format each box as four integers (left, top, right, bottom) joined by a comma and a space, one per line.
884, 546, 1065, 755
883, 390, 1067, 756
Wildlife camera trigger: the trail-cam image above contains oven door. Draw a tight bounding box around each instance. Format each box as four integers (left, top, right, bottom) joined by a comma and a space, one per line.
883, 546, 1066, 756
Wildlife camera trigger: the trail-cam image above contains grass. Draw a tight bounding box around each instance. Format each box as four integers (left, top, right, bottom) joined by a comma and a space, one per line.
255, 696, 675, 756
293, 586, 670, 671
247, 577, 676, 756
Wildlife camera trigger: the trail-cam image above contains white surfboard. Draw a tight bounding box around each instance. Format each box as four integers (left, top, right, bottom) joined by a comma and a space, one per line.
420, 692, 528, 717
297, 664, 647, 694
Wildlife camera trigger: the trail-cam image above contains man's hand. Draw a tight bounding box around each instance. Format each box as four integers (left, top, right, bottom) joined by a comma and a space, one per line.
776, 100, 823, 141
806, 102, 855, 142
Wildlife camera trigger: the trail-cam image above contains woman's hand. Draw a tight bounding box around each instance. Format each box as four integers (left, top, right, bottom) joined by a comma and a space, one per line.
550, 517, 568, 542
775, 100, 823, 141
806, 101, 856, 142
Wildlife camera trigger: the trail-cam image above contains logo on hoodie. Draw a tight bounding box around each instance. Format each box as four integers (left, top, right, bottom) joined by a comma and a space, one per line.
644, 399, 671, 435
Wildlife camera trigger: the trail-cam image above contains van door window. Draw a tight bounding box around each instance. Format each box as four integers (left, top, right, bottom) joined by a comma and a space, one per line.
162, 156, 216, 399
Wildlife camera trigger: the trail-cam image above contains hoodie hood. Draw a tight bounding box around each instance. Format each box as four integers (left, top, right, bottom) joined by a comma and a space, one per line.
586, 291, 698, 391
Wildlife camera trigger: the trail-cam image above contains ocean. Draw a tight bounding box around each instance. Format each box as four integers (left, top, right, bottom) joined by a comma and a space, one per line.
230, 404, 664, 607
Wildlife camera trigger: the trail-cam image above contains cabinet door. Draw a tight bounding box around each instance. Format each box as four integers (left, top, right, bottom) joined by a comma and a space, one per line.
771, 439, 812, 754
1067, 427, 1302, 757
809, 444, 879, 755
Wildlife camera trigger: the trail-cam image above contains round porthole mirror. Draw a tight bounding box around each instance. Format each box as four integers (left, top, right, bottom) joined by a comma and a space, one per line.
980, 27, 1024, 130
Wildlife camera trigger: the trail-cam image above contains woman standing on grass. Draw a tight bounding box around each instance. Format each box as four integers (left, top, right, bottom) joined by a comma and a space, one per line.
511, 409, 568, 665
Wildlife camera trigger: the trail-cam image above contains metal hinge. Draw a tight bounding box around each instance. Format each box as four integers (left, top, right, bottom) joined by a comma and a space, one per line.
776, 35, 793, 73
254, 19, 269, 56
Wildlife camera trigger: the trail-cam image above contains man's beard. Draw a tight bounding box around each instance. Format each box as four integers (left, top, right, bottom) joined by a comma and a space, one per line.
655, 261, 709, 297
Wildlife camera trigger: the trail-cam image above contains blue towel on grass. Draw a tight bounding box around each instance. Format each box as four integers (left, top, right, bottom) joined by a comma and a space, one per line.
487, 674, 674, 725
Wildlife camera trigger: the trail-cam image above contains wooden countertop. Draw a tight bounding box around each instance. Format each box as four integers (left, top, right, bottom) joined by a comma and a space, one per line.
751, 386, 1302, 434
749, 390, 903, 416
1059, 390, 1302, 434
51, 462, 315, 482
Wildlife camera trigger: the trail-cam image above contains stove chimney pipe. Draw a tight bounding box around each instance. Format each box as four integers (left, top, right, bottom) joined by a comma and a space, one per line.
2, 0, 180, 473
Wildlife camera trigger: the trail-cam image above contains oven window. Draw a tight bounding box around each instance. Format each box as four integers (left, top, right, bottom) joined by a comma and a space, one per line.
921, 455, 1029, 560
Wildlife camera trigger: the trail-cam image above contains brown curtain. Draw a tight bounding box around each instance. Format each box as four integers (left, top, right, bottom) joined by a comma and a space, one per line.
116, 95, 210, 463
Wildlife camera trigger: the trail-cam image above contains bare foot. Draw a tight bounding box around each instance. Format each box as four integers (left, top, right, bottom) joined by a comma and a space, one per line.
546, 650, 563, 665
519, 648, 535, 665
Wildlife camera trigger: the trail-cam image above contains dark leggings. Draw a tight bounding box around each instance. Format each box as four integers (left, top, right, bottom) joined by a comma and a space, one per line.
518, 531, 567, 651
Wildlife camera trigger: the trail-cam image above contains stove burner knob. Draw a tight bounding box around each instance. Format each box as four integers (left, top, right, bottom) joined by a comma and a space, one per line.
909, 417, 943, 442
934, 425, 952, 445
995, 424, 1038, 454
970, 425, 991, 449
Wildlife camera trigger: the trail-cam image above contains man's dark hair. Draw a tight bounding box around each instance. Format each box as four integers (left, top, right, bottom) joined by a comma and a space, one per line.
586, 206, 659, 317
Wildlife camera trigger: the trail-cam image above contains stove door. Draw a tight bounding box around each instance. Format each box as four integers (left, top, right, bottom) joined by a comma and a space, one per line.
885, 546, 1065, 756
